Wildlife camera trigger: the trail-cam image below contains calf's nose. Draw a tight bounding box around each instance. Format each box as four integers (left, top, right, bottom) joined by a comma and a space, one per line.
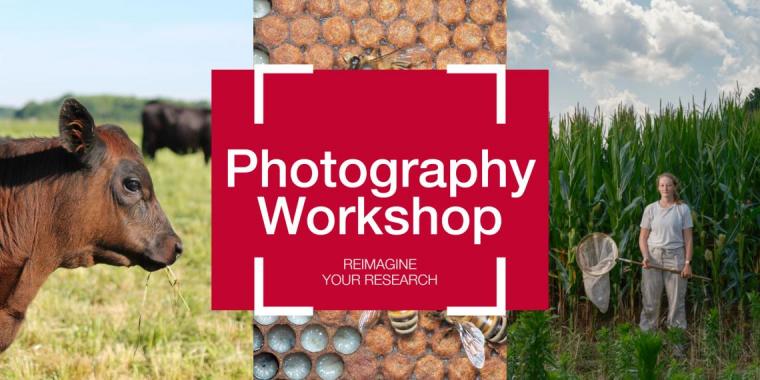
174, 241, 184, 256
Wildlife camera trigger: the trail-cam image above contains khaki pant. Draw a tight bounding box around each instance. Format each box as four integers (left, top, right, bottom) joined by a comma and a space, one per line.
639, 247, 687, 331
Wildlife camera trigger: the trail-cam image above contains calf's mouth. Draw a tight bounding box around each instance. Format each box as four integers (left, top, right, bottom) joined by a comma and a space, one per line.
96, 237, 182, 272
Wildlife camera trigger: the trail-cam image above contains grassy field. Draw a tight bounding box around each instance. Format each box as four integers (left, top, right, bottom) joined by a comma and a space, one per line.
0, 119, 252, 379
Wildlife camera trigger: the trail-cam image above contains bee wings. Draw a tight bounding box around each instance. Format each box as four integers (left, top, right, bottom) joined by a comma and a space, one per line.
390, 46, 427, 62
366, 46, 428, 68
457, 321, 487, 369
358, 310, 382, 334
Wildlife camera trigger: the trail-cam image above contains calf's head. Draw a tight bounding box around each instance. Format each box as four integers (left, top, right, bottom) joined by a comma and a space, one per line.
58, 99, 182, 271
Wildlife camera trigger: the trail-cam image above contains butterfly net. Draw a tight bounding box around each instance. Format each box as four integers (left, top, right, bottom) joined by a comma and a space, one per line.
575, 233, 619, 313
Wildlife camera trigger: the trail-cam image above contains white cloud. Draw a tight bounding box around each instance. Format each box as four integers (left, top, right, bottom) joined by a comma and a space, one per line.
725, 0, 760, 12
645, 0, 732, 64
719, 64, 760, 94
510, 0, 759, 115
507, 31, 532, 58
729, 0, 748, 11
596, 89, 649, 117
670, 0, 760, 93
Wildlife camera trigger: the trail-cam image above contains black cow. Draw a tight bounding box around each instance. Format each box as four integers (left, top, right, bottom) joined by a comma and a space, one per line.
141, 101, 211, 163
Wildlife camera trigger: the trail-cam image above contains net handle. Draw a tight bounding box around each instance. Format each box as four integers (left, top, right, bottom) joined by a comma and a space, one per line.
617, 257, 711, 281
575, 233, 711, 281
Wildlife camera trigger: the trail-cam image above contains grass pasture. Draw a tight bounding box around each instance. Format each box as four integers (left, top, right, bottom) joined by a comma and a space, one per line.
0, 119, 251, 379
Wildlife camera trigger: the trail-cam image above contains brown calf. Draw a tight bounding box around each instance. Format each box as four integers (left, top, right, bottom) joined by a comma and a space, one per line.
0, 99, 182, 352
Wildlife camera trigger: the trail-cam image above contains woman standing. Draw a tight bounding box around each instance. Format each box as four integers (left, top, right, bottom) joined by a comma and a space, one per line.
639, 173, 693, 331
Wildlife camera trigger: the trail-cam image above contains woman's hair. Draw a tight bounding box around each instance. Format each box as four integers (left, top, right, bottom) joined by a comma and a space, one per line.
657, 172, 683, 204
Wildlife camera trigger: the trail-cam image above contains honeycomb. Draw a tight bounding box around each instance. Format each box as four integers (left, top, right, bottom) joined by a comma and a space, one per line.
253, 311, 507, 379
253, 0, 506, 69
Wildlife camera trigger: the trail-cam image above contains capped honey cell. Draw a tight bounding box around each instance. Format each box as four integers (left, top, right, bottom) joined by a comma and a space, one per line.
409, 48, 434, 69
270, 43, 304, 63
438, 0, 466, 24
316, 310, 347, 326
419, 311, 442, 331
469, 0, 499, 24
420, 22, 451, 52
448, 356, 479, 380
290, 16, 321, 46
415, 354, 445, 380
322, 16, 352, 46
453, 23, 484, 51
387, 19, 417, 48
307, 0, 336, 16
353, 18, 385, 47
431, 327, 462, 357
481, 357, 508, 380
405, 0, 435, 24
370, 0, 401, 22
436, 47, 465, 68
397, 329, 427, 355
347, 310, 365, 325
272, 0, 305, 16
364, 325, 394, 355
344, 348, 378, 378
470, 49, 500, 64
382, 352, 415, 380
255, 15, 289, 46
338, 0, 369, 19
305, 44, 335, 69
487, 22, 506, 52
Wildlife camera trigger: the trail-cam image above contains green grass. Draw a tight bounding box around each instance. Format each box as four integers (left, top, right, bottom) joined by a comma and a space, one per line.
0, 119, 252, 379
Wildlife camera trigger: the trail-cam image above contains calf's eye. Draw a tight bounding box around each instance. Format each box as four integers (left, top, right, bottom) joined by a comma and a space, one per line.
124, 178, 142, 192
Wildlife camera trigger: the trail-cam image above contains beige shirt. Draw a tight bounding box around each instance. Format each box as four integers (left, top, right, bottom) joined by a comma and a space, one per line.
640, 202, 693, 249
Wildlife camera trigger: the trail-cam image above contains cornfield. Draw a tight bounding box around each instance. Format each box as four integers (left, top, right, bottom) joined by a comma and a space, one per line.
549, 91, 760, 327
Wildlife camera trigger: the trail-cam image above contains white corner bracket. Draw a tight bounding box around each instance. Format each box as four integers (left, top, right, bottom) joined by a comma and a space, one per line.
446, 64, 506, 125
254, 64, 314, 125
254, 257, 314, 316
446, 257, 506, 316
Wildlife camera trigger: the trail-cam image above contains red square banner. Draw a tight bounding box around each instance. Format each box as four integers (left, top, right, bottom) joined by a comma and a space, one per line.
211, 70, 548, 311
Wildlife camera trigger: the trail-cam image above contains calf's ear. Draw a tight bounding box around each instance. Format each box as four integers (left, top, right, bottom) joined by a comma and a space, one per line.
59, 98, 98, 157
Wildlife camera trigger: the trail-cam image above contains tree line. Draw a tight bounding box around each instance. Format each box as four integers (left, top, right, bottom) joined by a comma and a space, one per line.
1, 95, 209, 122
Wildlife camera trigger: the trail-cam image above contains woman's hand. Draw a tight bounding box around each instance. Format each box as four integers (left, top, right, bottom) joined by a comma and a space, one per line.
640, 228, 651, 269
681, 263, 692, 278
683, 228, 693, 279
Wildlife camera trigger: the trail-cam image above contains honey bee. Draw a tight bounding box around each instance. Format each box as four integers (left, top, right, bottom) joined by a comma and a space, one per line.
342, 47, 423, 70
430, 312, 508, 369
447, 315, 508, 344
358, 310, 419, 335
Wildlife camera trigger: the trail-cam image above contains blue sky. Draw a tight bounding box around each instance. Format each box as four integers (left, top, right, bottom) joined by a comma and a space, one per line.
508, 0, 760, 118
0, 0, 251, 107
